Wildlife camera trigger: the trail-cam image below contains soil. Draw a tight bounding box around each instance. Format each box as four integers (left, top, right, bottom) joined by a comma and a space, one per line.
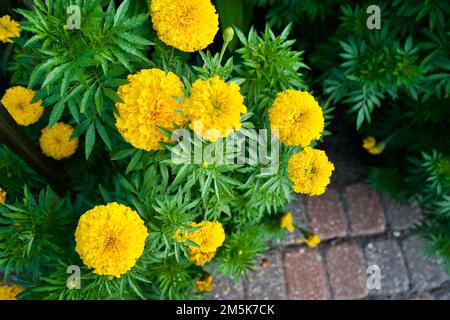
322, 106, 370, 190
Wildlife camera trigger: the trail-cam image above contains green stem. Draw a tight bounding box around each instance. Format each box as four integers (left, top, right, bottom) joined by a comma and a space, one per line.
0, 102, 67, 194
218, 41, 230, 67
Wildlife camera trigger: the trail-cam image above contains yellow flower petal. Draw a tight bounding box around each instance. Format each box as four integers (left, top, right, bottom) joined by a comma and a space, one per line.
362, 136, 377, 150
194, 275, 214, 292
185, 221, 225, 266
280, 212, 295, 233
306, 234, 321, 248
0, 15, 21, 43
0, 284, 23, 300
0, 187, 6, 205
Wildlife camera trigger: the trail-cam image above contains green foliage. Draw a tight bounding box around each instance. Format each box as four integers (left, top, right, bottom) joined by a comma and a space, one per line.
322, 2, 441, 129
0, 145, 43, 200
215, 227, 268, 280
251, 0, 345, 26
0, 187, 77, 280
236, 24, 308, 120
310, 0, 450, 270
367, 167, 410, 201
13, 0, 152, 159
1, 0, 330, 299
253, 0, 450, 271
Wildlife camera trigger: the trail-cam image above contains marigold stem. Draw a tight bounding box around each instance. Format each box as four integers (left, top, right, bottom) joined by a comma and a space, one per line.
0, 102, 67, 193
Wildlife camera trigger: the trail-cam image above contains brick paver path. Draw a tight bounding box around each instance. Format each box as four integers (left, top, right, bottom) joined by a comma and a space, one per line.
209, 184, 450, 300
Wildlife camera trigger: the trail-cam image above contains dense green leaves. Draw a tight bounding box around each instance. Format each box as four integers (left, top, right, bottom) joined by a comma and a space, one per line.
1, 0, 334, 300
236, 24, 309, 125
13, 0, 152, 159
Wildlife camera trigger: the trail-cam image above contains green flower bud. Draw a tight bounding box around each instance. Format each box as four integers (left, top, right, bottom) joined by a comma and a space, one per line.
223, 27, 235, 43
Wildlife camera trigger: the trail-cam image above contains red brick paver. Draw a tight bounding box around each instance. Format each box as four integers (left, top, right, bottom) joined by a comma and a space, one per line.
380, 193, 423, 231
344, 184, 386, 236
306, 188, 347, 240
407, 293, 435, 300
325, 241, 368, 299
283, 248, 330, 300
212, 183, 450, 301
246, 251, 288, 300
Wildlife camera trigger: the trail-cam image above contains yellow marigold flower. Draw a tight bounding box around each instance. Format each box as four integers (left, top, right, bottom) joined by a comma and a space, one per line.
0, 187, 6, 205
187, 221, 225, 252
0, 284, 23, 300
184, 76, 247, 142
186, 221, 225, 266
362, 137, 385, 155
194, 275, 214, 292
150, 0, 219, 52
1, 86, 43, 126
75, 202, 148, 278
280, 212, 295, 233
306, 234, 321, 248
288, 147, 335, 196
269, 90, 324, 147
39, 122, 79, 160
115, 68, 186, 151
362, 136, 377, 150
0, 15, 20, 43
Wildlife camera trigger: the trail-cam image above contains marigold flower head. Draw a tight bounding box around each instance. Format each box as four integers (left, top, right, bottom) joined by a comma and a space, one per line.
0, 187, 6, 205
39, 122, 79, 160
0, 15, 20, 43
184, 77, 247, 142
75, 202, 148, 278
288, 147, 334, 196
280, 212, 295, 233
194, 275, 214, 292
186, 221, 225, 266
362, 136, 385, 155
150, 0, 219, 52
0, 284, 23, 300
269, 90, 324, 147
115, 68, 186, 151
362, 136, 377, 150
306, 234, 321, 248
1, 86, 43, 126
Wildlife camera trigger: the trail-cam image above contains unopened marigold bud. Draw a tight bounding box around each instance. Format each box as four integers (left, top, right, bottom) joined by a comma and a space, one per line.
223, 27, 235, 43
